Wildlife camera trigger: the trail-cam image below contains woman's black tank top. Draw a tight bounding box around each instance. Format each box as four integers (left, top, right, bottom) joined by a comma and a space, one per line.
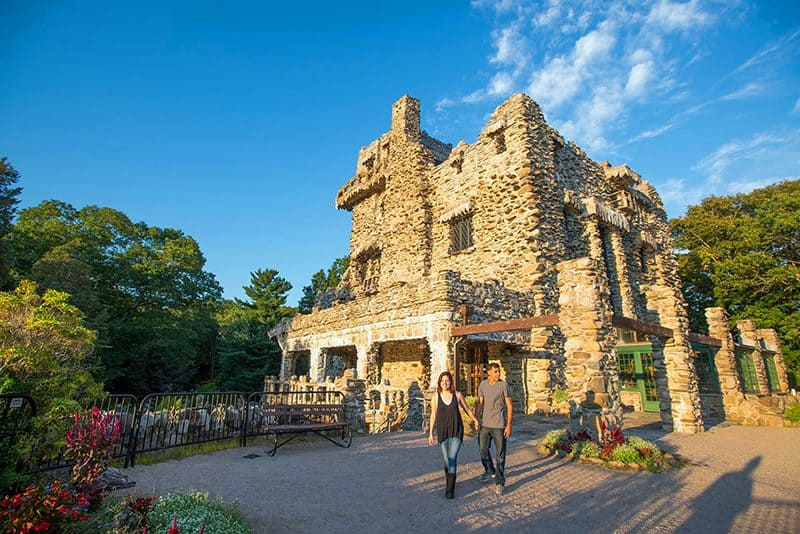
436, 392, 464, 443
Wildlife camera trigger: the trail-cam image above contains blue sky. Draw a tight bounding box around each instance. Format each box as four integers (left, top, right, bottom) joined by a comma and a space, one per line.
2, 1, 798, 305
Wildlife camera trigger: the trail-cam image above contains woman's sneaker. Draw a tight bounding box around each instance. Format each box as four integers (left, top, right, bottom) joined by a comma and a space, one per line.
479, 472, 495, 483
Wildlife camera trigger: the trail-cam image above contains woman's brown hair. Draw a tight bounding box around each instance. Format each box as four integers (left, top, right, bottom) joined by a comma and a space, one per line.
437, 371, 455, 393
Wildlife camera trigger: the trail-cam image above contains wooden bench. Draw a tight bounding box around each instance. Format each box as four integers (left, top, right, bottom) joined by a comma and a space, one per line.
257, 393, 352, 456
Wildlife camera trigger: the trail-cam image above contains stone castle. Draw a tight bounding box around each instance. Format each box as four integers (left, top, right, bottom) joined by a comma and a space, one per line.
271, 94, 793, 433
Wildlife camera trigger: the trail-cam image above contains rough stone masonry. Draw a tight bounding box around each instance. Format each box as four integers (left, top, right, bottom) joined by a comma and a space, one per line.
270, 94, 794, 434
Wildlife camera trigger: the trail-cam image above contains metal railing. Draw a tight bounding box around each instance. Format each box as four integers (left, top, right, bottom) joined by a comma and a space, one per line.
2, 390, 353, 472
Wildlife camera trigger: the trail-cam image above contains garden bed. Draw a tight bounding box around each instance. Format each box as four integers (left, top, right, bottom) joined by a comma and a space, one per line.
538, 428, 688, 473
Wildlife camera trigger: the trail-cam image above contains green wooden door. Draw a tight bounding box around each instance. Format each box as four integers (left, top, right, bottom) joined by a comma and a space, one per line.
616, 345, 660, 412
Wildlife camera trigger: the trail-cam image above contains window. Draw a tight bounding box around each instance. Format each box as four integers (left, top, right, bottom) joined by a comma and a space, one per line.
450, 214, 473, 252
693, 346, 721, 394
357, 252, 381, 294
735, 350, 760, 394
763, 355, 781, 392
617, 352, 637, 389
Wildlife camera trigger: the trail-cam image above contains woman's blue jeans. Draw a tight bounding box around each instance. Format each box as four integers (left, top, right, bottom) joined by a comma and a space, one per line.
440, 437, 463, 474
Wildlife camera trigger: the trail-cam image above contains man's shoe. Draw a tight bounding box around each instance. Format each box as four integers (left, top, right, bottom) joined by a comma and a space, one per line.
495, 485, 504, 496
479, 473, 494, 483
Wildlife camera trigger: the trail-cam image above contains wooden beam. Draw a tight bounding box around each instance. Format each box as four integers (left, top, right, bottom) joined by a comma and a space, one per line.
451, 314, 558, 336
687, 332, 722, 348
611, 316, 673, 339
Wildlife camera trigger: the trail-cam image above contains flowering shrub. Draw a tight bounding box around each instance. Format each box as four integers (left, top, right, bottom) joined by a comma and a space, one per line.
610, 443, 644, 463
539, 424, 672, 471
147, 491, 251, 534
626, 435, 663, 461
65, 406, 122, 503
599, 418, 624, 459
573, 440, 601, 458
0, 480, 89, 533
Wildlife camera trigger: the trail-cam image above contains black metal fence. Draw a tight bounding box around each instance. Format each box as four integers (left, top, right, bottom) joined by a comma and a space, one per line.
0, 390, 349, 473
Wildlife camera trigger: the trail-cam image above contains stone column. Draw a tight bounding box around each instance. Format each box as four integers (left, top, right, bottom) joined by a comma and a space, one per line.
428, 337, 450, 391
309, 347, 323, 381
758, 328, 789, 392
737, 320, 769, 393
644, 283, 703, 433
279, 351, 293, 381
355, 344, 368, 381
584, 217, 603, 262
609, 228, 636, 317
557, 257, 622, 430
705, 307, 747, 422
365, 343, 381, 385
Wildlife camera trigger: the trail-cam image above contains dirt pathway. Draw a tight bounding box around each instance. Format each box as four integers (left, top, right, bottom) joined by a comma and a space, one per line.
119, 416, 800, 533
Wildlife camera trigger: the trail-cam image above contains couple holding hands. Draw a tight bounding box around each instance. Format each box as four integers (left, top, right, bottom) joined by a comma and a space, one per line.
428, 362, 513, 499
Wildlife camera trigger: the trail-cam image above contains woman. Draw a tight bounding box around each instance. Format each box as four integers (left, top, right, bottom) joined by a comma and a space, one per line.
428, 371, 480, 499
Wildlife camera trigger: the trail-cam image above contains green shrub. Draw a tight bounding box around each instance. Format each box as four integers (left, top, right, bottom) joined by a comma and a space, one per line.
625, 436, 663, 460
786, 402, 800, 423
573, 441, 600, 458
541, 429, 568, 450
551, 390, 568, 404
148, 491, 251, 534
610, 443, 644, 464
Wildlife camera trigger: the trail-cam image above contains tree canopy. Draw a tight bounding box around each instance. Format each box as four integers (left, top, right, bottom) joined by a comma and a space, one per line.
6, 201, 222, 394
0, 158, 22, 290
213, 270, 295, 391
671, 180, 800, 387
298, 256, 349, 314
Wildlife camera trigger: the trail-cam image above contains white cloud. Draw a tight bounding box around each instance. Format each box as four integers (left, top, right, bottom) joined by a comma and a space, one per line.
625, 61, 653, 98
792, 97, 800, 114
694, 132, 791, 184
527, 23, 616, 109
721, 82, 766, 101
490, 23, 529, 70
645, 0, 714, 32
733, 28, 800, 75
488, 71, 515, 96
533, 0, 561, 27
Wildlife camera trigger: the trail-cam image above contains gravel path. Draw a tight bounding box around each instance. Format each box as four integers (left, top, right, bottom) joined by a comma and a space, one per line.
118, 415, 800, 533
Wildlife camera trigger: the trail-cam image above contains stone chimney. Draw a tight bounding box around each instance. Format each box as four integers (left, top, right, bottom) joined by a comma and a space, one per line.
391, 95, 420, 139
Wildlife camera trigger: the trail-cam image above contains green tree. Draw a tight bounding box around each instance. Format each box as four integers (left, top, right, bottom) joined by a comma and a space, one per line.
213, 270, 295, 392
671, 180, 800, 387
6, 201, 222, 394
0, 280, 104, 491
298, 256, 349, 313
0, 158, 23, 290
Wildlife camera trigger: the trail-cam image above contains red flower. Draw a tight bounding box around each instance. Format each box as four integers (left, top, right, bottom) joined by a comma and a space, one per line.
168, 515, 180, 534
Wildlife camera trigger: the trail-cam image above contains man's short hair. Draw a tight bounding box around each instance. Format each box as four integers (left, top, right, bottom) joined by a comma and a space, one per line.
487, 362, 501, 371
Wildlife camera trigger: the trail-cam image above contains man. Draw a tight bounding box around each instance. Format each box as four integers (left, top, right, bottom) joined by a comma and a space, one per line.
475, 362, 513, 495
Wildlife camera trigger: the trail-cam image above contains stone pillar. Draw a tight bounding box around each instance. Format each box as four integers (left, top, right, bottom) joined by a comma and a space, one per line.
355, 344, 368, 381
428, 337, 450, 391
557, 257, 622, 430
584, 217, 603, 262
645, 283, 704, 433
737, 320, 769, 393
279, 351, 291, 381
309, 347, 323, 381
705, 308, 741, 406
758, 328, 789, 392
365, 343, 381, 385
609, 229, 636, 317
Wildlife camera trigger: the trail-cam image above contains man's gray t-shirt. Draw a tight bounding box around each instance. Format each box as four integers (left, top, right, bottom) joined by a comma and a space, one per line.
478, 379, 512, 428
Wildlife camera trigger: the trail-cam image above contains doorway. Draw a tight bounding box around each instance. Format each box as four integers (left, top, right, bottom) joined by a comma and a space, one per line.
458, 343, 487, 397
616, 345, 659, 412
